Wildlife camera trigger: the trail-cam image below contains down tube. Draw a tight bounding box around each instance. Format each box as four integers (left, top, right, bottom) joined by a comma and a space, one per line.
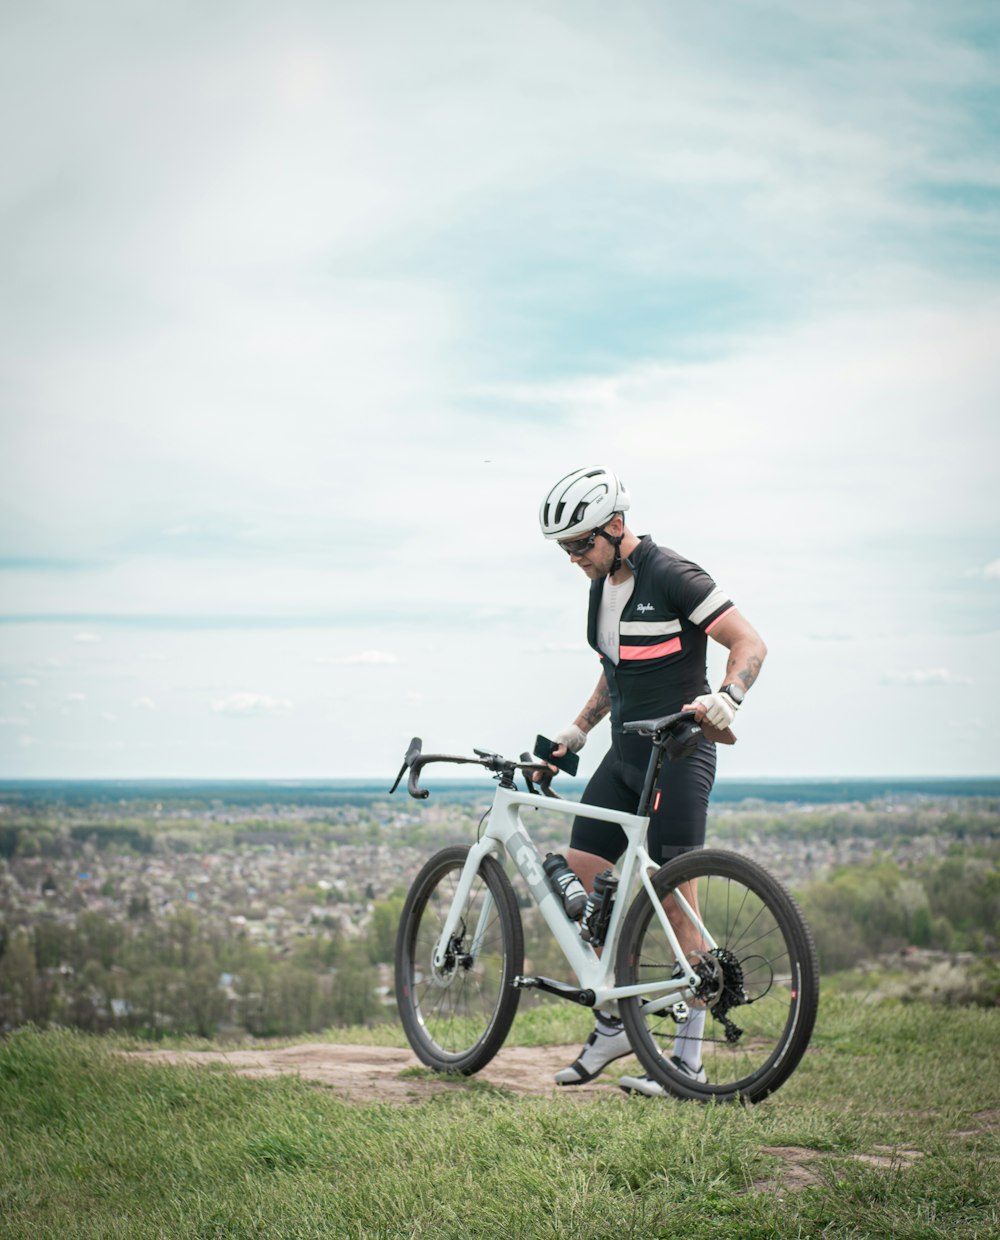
492, 789, 632, 985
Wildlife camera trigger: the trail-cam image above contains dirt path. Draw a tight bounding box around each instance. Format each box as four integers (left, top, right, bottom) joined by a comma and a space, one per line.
124, 1042, 622, 1104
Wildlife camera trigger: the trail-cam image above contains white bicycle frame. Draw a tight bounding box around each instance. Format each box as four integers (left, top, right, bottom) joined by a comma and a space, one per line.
431, 782, 716, 1009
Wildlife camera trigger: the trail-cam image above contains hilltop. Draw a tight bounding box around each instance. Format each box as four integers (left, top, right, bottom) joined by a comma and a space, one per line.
1, 998, 998, 1238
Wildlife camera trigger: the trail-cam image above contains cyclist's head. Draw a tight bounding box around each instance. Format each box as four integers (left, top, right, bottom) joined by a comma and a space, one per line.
539, 467, 630, 542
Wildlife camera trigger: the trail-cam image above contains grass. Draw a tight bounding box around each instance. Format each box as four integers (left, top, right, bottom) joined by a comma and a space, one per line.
1, 996, 998, 1239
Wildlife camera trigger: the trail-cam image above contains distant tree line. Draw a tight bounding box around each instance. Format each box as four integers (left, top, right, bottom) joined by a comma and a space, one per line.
0, 897, 405, 1039
712, 800, 1000, 845
797, 850, 999, 971
3, 796, 997, 863
0, 807, 473, 860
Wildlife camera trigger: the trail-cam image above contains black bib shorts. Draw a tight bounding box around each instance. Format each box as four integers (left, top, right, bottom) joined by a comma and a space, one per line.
570, 731, 716, 867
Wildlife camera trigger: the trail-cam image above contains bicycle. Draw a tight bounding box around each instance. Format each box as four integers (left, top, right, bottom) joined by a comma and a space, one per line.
390, 710, 819, 1103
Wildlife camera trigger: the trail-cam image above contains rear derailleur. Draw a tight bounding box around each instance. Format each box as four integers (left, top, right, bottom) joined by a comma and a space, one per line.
692, 948, 747, 1045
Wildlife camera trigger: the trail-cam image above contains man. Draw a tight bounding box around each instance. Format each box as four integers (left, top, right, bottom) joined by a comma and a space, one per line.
538, 466, 767, 1097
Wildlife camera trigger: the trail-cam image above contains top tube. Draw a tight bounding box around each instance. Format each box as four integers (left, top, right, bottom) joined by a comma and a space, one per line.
390, 709, 705, 814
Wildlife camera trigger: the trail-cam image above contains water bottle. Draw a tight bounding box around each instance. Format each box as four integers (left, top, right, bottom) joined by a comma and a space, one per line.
581, 869, 618, 946
542, 853, 588, 920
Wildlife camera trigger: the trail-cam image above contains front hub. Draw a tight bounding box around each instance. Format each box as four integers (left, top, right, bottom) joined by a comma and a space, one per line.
430, 930, 473, 987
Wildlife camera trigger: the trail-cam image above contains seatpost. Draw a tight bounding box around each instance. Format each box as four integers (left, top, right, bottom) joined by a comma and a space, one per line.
636, 736, 668, 817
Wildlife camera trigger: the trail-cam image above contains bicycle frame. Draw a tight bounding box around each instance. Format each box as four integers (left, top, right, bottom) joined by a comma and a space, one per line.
430, 782, 713, 1009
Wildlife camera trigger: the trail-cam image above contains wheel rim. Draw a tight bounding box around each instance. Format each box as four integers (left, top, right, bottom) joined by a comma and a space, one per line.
631, 866, 809, 1095
406, 861, 511, 1060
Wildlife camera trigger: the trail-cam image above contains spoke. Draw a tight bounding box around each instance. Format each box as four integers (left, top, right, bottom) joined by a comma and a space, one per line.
734, 925, 788, 956
719, 887, 754, 942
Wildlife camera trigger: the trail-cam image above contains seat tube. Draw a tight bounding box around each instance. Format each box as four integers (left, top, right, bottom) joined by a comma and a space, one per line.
637, 742, 666, 817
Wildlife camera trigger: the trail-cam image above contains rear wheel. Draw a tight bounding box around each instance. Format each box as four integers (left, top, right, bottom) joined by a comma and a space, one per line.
617, 849, 818, 1103
395, 846, 523, 1074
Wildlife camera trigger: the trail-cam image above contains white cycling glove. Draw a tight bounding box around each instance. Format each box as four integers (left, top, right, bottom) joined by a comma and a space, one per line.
553, 724, 587, 754
690, 692, 738, 730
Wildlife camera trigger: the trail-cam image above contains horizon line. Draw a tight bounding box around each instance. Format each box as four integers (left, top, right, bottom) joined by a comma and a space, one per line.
1, 774, 998, 785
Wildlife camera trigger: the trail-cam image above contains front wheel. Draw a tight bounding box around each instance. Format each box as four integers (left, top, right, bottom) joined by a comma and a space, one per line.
395, 846, 523, 1074
617, 849, 819, 1103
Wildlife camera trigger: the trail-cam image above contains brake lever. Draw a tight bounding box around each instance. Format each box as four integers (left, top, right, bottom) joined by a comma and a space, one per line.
407, 759, 430, 800
519, 753, 561, 799
389, 737, 424, 795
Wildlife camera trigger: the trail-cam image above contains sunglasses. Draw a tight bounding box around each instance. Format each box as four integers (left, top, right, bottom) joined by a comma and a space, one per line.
558, 527, 603, 556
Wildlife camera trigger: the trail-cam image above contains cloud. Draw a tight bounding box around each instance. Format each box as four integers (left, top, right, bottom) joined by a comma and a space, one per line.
64, 692, 86, 703
73, 632, 101, 643
981, 559, 1000, 580
132, 696, 155, 710
3, 4, 996, 569
881, 668, 972, 687
316, 650, 398, 666
210, 692, 293, 716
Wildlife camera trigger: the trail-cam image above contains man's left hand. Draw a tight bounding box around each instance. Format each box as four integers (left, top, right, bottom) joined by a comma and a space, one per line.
684, 692, 738, 729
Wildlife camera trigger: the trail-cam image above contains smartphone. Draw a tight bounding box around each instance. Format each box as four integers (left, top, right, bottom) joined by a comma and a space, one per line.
534, 734, 580, 777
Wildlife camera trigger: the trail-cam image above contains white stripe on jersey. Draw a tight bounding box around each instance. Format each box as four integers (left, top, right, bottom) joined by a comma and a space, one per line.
620, 619, 682, 636
597, 575, 635, 663
689, 587, 729, 627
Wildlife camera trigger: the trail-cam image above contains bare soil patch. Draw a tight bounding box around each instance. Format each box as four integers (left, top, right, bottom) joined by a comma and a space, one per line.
752, 1143, 924, 1196
123, 1042, 623, 1104
952, 1107, 1000, 1137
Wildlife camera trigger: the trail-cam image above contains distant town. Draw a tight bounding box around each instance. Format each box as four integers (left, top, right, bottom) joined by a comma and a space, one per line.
0, 796, 969, 950
1, 784, 997, 1034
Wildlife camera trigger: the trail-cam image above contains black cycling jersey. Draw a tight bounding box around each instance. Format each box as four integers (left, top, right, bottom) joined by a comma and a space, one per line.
587, 535, 734, 731
570, 534, 733, 866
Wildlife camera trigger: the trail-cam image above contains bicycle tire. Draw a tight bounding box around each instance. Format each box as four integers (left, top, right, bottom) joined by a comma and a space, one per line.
395, 845, 523, 1074
617, 848, 819, 1104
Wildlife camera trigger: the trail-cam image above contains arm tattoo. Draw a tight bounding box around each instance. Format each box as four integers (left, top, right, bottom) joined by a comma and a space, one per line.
581, 682, 611, 728
730, 654, 762, 691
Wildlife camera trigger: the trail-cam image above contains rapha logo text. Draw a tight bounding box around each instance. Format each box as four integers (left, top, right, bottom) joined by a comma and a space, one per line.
636, 603, 655, 613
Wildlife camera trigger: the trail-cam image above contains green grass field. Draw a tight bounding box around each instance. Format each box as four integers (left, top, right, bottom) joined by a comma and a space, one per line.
1, 994, 998, 1239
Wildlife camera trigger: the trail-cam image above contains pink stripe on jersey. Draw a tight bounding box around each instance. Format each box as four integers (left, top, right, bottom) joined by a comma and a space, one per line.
618, 637, 682, 661
705, 606, 736, 634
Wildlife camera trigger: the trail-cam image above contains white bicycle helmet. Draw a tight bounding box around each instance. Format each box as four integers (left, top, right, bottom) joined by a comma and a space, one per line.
539, 467, 631, 540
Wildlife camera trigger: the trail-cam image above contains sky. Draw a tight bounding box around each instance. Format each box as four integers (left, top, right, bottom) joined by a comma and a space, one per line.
1, 1, 998, 780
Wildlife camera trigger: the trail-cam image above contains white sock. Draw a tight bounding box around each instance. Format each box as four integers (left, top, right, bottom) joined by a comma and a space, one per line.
595, 1009, 623, 1034
672, 1008, 706, 1069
